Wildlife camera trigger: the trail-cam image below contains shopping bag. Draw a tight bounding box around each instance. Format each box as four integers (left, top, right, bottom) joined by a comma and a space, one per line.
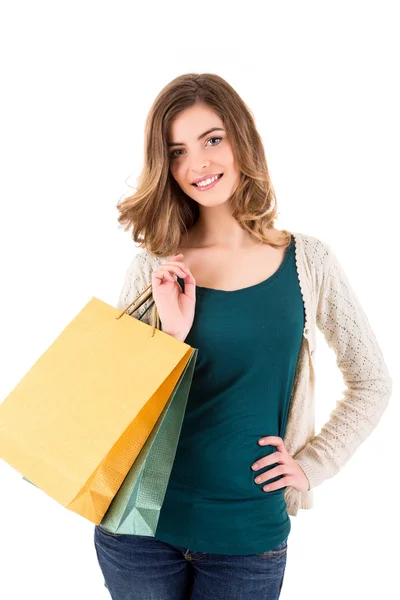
98, 345, 198, 536
0, 284, 197, 525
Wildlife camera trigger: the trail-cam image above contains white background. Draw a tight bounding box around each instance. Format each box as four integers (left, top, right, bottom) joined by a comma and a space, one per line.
0, 1, 398, 598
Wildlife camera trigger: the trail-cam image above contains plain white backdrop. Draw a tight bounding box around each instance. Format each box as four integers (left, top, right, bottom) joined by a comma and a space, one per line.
0, 1, 398, 598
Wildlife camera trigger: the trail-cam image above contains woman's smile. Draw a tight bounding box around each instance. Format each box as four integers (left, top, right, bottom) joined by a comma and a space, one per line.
192, 173, 223, 191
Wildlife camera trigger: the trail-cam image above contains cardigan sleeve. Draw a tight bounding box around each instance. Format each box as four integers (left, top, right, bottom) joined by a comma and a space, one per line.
293, 245, 393, 490
116, 251, 154, 326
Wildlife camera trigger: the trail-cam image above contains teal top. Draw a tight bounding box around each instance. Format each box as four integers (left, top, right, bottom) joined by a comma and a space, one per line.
154, 234, 305, 555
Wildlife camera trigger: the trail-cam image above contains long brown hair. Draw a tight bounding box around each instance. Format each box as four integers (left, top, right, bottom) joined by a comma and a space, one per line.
116, 73, 291, 258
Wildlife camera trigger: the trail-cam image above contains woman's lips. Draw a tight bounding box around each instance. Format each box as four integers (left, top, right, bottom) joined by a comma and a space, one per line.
192, 174, 223, 191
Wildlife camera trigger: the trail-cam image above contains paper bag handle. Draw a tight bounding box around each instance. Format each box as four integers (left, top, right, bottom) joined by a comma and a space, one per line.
115, 283, 160, 338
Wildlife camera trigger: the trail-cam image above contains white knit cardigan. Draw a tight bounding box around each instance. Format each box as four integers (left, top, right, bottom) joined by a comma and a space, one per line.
117, 231, 393, 517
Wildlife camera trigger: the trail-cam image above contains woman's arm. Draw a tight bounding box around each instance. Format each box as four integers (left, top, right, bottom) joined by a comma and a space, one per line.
294, 244, 393, 490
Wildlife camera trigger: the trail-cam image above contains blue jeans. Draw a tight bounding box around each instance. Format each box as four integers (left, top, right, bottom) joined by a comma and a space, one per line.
94, 525, 288, 599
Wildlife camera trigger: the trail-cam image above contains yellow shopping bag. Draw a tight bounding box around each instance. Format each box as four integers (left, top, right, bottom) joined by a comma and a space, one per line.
0, 284, 196, 525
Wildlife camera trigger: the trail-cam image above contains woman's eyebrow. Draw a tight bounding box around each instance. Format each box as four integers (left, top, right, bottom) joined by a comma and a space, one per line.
168, 127, 225, 148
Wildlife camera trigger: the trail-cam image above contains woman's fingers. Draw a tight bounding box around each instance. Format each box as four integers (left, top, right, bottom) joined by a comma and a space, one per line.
153, 263, 191, 287
153, 254, 192, 285
158, 264, 187, 278
160, 258, 190, 274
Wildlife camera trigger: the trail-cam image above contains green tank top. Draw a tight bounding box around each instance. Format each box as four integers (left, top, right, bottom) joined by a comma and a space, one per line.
154, 234, 304, 554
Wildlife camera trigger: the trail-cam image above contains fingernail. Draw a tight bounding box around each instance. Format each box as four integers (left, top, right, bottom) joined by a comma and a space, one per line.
252, 463, 259, 470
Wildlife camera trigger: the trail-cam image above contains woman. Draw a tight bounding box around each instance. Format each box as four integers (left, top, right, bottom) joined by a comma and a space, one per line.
93, 73, 392, 599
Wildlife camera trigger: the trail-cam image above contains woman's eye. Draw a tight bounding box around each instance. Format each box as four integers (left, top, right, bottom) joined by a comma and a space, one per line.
207, 136, 222, 146
169, 136, 222, 160
170, 149, 184, 159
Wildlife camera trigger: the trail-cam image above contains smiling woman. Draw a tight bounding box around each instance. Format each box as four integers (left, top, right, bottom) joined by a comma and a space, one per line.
102, 72, 393, 600
116, 72, 291, 258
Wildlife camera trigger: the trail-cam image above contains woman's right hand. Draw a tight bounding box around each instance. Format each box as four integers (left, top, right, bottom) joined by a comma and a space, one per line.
151, 253, 196, 340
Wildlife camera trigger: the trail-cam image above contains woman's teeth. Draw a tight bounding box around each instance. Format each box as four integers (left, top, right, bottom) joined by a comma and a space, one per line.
194, 174, 222, 187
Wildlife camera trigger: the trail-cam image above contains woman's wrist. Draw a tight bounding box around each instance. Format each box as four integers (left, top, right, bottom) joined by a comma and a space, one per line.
162, 329, 188, 342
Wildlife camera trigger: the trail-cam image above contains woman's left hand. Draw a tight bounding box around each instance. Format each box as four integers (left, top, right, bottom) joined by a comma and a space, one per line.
251, 435, 310, 493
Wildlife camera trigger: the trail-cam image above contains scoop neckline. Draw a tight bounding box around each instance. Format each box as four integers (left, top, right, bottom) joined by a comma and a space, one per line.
177, 234, 294, 296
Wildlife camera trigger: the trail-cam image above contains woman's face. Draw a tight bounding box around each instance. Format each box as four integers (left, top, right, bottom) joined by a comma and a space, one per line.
167, 103, 240, 206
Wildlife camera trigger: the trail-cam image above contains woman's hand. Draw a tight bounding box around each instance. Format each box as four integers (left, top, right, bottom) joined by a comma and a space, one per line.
251, 435, 311, 493
151, 253, 196, 340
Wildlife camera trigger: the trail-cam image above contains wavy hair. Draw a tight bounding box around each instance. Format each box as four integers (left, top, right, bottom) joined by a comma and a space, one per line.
116, 73, 291, 258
